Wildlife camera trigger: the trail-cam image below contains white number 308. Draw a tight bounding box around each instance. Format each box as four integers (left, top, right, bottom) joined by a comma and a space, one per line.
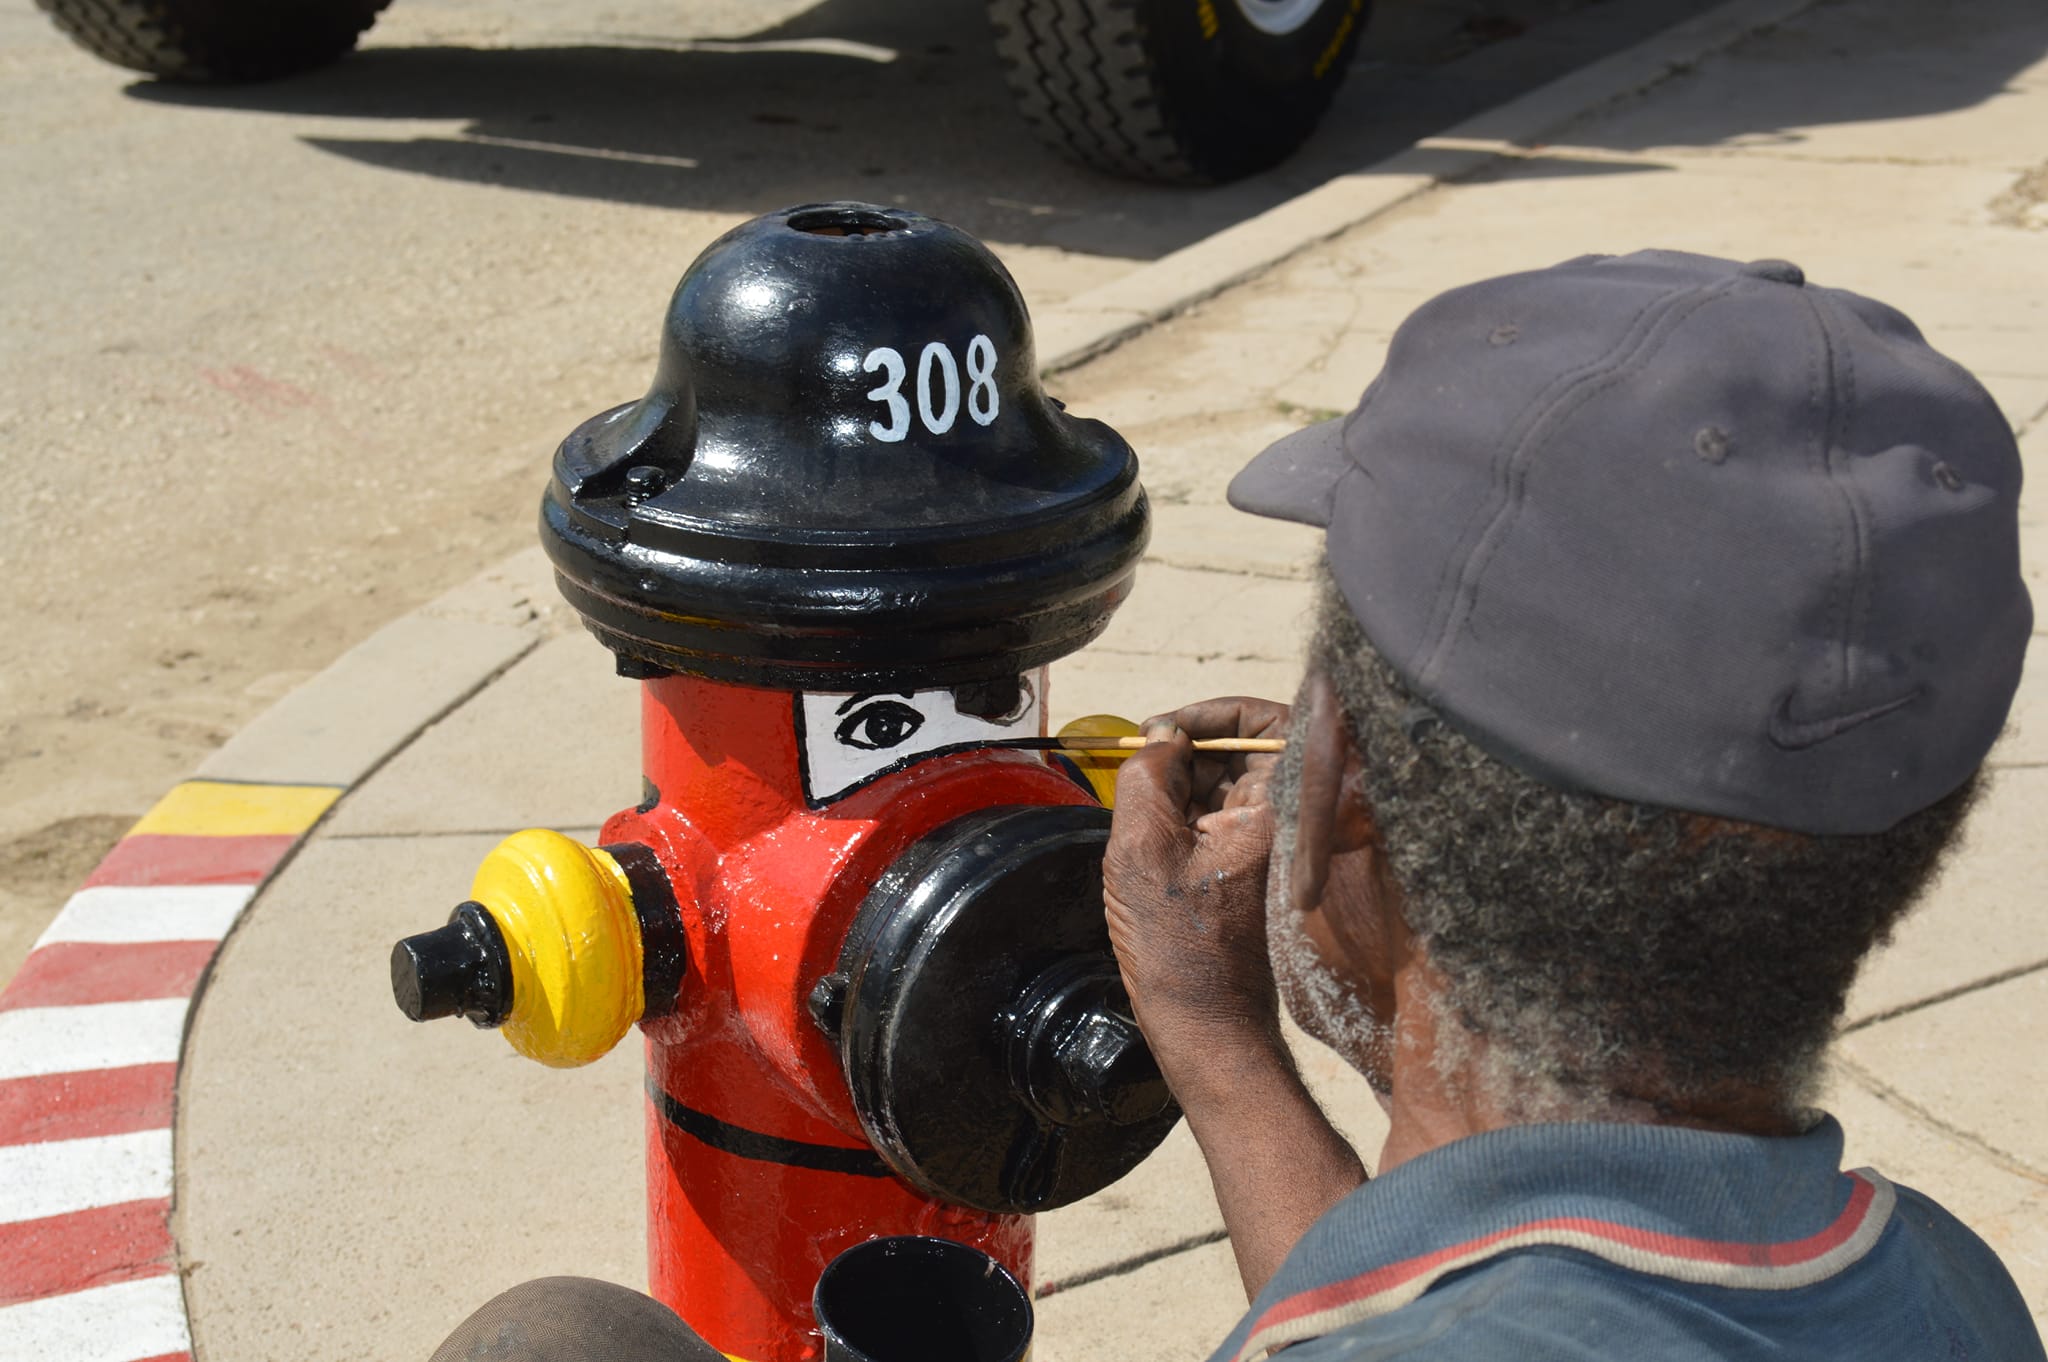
862, 335, 1000, 443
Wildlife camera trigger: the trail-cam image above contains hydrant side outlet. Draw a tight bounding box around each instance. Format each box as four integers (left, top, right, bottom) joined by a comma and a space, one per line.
469, 829, 647, 1068
832, 804, 1180, 1214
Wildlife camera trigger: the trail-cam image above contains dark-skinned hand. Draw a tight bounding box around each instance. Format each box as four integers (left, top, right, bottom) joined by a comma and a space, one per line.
1101, 697, 1291, 1098
1102, 696, 1368, 1301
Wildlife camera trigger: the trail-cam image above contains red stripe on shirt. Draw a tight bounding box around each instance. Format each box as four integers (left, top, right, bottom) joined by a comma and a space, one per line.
0, 1064, 178, 1147
0, 941, 216, 1011
0, 1200, 175, 1306
84, 832, 294, 888
1255, 1174, 1878, 1334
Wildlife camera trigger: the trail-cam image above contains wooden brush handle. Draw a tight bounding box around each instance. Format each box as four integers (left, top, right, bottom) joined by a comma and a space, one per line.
1051, 735, 1285, 753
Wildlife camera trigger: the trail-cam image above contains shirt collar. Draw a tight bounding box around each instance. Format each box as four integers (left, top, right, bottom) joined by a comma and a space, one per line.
1212, 1115, 1895, 1362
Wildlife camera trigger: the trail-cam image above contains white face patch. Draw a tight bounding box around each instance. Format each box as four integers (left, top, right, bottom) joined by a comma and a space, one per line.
797, 671, 1046, 805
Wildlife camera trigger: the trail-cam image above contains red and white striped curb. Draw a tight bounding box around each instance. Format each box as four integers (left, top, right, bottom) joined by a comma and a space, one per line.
0, 781, 339, 1362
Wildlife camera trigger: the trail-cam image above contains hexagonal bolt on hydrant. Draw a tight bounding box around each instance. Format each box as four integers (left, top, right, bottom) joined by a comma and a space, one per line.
390, 203, 1174, 1362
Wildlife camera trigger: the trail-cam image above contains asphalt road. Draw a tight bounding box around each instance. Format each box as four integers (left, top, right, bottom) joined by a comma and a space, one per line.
0, 0, 1729, 984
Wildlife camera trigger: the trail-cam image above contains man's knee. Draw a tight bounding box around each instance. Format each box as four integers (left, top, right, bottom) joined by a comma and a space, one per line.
429, 1276, 724, 1362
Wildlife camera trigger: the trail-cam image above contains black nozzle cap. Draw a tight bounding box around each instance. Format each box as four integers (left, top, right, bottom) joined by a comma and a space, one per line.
391, 901, 513, 1028
1057, 1006, 1172, 1127
1006, 955, 1172, 1129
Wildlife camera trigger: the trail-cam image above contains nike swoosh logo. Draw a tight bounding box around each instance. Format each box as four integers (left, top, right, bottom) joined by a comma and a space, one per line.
1768, 687, 1923, 751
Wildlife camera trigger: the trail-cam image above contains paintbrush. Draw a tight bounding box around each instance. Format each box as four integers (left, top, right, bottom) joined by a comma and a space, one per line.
997, 735, 1286, 753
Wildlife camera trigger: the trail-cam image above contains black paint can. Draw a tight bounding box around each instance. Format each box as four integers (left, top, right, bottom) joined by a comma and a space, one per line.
813, 1236, 1032, 1362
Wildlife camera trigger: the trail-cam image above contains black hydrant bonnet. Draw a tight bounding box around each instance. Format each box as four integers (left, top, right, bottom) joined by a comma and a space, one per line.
541, 202, 1150, 691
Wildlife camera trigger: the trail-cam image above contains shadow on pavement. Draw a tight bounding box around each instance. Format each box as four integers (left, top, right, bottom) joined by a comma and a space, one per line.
1523, 0, 2048, 153
123, 0, 1740, 261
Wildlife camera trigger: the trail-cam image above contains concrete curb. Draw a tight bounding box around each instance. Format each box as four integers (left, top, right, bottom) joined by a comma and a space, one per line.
0, 0, 1821, 1353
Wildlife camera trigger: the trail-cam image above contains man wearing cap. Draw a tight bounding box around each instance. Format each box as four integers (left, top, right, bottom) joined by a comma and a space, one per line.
1103, 251, 2044, 1359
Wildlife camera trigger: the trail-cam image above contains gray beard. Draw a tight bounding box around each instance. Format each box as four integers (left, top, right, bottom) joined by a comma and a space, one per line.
1266, 753, 1395, 1095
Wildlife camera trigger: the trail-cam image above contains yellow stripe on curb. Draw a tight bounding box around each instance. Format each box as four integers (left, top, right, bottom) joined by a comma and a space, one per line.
129, 780, 343, 838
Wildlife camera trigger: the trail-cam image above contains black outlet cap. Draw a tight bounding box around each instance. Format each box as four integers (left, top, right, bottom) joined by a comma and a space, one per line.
391, 901, 513, 1028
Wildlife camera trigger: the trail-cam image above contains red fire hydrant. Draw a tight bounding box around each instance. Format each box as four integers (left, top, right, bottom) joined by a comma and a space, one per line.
391, 204, 1175, 1362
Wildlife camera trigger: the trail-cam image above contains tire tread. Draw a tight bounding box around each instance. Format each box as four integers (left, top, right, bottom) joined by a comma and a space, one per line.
35, 0, 391, 81
990, 0, 1197, 183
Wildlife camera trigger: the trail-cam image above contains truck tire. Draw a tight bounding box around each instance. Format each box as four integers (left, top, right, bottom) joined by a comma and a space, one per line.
989, 0, 1369, 184
35, 0, 392, 82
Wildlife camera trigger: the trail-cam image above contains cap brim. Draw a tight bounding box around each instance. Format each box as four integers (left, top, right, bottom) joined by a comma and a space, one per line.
1226, 417, 1349, 528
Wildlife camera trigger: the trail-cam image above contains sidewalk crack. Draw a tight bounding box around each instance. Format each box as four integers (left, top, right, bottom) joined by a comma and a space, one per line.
1037, 1227, 1230, 1298
2014, 392, 2048, 438
1138, 554, 1311, 582
1842, 956, 2048, 1035
1832, 1055, 2048, 1187
1266, 291, 1368, 411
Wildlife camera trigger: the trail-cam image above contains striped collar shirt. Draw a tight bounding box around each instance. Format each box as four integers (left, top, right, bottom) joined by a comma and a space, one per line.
1208, 1115, 2042, 1362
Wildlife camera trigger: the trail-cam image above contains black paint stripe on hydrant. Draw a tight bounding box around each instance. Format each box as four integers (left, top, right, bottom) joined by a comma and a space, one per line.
647, 1078, 893, 1178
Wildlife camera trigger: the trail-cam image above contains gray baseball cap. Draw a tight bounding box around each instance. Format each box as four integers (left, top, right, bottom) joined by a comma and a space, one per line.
1229, 250, 2032, 835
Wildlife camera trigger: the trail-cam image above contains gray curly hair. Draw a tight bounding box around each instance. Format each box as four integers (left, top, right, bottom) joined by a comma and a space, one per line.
1302, 563, 1977, 1118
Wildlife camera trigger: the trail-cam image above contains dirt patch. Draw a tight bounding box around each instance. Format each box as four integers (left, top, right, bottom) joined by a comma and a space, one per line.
1990, 161, 2048, 230
0, 813, 134, 899
0, 814, 137, 980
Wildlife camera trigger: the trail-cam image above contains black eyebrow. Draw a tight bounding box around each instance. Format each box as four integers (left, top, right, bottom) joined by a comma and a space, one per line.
834, 690, 915, 715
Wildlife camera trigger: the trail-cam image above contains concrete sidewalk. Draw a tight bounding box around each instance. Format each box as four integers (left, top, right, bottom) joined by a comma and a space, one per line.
8, 0, 2048, 1356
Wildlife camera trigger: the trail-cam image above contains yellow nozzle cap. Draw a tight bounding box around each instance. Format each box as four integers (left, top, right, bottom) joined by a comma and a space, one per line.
469, 829, 644, 1068
1057, 713, 1143, 807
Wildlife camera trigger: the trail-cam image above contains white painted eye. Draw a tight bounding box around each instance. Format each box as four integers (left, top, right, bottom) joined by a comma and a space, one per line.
835, 696, 926, 751
798, 672, 1047, 805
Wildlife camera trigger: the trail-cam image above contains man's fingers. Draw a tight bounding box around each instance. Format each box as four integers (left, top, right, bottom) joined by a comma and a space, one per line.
1193, 801, 1273, 839
1141, 698, 1291, 817
1192, 803, 1276, 877
1167, 697, 1292, 742
1109, 729, 1199, 859
1218, 763, 1274, 812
